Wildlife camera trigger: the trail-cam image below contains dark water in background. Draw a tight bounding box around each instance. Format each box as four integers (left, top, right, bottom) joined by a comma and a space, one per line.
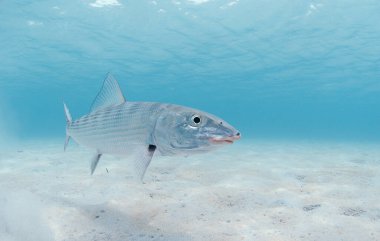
0, 0, 379, 142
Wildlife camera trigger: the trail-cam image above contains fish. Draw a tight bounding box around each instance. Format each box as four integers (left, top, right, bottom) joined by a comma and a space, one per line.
64, 74, 240, 181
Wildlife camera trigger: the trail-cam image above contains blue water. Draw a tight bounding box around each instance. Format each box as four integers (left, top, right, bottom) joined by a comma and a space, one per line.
2, 2, 380, 240
1, 0, 380, 141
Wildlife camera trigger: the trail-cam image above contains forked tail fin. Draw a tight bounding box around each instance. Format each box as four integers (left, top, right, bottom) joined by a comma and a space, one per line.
63, 102, 72, 151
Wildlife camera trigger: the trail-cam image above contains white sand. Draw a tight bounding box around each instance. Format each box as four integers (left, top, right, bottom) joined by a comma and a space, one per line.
0, 139, 379, 241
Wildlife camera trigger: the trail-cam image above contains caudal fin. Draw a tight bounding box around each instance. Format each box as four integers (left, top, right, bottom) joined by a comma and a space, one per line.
63, 102, 72, 151
63, 102, 72, 123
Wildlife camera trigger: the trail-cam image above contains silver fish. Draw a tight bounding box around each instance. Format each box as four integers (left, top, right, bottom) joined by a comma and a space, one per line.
64, 74, 240, 181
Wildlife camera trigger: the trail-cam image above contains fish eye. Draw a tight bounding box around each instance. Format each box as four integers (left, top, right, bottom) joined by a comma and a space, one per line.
192, 115, 201, 125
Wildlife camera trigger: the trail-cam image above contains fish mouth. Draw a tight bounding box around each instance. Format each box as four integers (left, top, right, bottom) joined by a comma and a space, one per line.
209, 134, 241, 144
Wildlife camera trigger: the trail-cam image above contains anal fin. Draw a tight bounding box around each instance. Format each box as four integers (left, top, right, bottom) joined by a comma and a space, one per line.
90, 152, 102, 175
134, 145, 156, 182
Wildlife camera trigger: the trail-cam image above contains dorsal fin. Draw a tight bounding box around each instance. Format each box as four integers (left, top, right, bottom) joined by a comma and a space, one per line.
90, 73, 126, 113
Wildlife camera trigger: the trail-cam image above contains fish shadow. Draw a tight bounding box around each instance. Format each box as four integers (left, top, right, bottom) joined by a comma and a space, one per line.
51, 196, 193, 241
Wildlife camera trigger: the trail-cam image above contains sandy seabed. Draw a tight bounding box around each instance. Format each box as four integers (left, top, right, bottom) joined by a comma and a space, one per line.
0, 139, 379, 241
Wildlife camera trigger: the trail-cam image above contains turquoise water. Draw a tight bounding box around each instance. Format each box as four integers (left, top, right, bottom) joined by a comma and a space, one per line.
1, 0, 379, 141
1, 1, 380, 241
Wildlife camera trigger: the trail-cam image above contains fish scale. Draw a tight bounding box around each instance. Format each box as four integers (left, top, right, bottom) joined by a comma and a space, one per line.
69, 102, 162, 153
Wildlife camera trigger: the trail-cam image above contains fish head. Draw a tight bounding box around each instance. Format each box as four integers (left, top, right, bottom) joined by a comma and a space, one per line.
154, 105, 240, 155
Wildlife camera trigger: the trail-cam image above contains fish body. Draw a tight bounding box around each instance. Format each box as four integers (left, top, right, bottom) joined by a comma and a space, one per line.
68, 102, 161, 156
64, 74, 240, 181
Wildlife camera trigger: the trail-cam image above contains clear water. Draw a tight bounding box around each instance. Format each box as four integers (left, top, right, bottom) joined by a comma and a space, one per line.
1, 0, 379, 141
1, 1, 380, 241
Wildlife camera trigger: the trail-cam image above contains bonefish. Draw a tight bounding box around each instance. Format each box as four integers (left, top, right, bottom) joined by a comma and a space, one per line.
64, 74, 240, 181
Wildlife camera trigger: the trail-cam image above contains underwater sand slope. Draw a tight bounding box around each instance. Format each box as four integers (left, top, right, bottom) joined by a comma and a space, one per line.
0, 140, 379, 241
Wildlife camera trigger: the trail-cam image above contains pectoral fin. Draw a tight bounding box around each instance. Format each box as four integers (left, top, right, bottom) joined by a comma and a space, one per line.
134, 145, 156, 182
90, 153, 102, 175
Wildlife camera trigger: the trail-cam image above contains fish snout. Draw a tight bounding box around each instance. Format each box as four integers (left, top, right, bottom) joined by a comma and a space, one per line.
209, 131, 241, 144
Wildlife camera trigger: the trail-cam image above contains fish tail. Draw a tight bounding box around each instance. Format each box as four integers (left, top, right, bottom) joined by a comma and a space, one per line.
63, 102, 72, 151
